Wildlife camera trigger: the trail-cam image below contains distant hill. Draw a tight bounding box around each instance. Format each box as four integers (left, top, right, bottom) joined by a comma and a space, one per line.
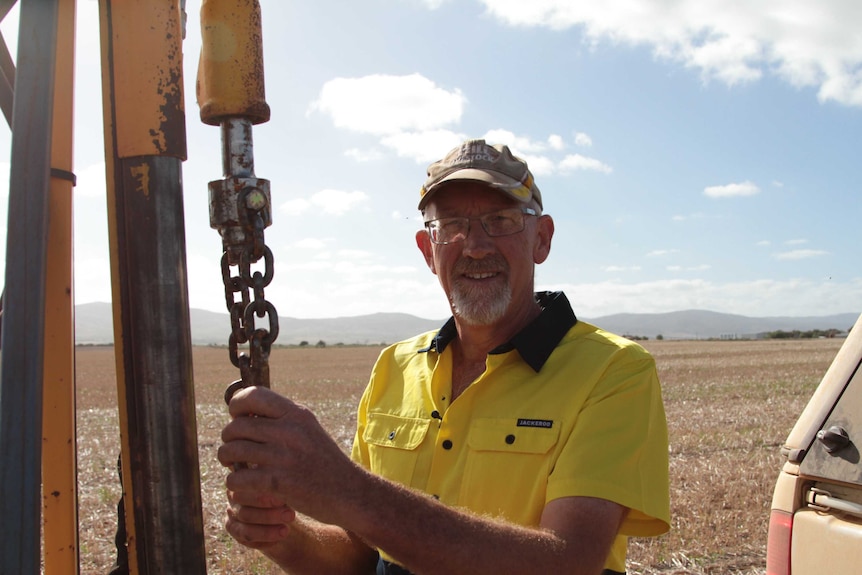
584, 309, 859, 340
74, 302, 859, 345
75, 302, 444, 346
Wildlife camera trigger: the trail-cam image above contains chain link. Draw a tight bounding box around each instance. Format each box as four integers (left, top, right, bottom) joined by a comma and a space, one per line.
220, 208, 279, 405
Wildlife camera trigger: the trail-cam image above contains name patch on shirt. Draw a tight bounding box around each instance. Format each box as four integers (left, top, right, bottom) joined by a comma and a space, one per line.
517, 418, 553, 429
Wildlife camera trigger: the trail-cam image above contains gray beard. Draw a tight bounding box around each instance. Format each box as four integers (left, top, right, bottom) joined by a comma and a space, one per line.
449, 278, 512, 326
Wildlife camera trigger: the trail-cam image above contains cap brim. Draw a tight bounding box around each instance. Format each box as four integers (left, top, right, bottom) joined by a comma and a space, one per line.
418, 168, 529, 210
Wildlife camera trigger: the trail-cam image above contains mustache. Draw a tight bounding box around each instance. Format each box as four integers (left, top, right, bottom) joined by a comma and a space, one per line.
453, 255, 508, 276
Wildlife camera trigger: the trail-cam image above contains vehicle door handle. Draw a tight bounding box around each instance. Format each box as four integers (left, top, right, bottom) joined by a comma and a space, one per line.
816, 425, 851, 453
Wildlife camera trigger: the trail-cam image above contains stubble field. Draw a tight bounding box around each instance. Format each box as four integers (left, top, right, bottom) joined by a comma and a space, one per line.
75, 338, 844, 574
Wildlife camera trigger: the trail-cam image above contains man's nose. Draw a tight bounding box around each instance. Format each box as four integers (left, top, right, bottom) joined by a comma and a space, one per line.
461, 219, 495, 257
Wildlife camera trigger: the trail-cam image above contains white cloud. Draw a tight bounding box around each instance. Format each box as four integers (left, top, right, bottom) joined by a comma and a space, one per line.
483, 129, 552, 154
704, 180, 760, 198
280, 198, 312, 216
324, 117, 613, 176
279, 189, 368, 217
425, 129, 585, 177
683, 32, 763, 85
647, 249, 680, 257
379, 129, 465, 163
544, 277, 862, 318
345, 148, 384, 163
602, 265, 642, 272
293, 238, 330, 250
281, 260, 335, 272
672, 213, 707, 222
336, 249, 376, 260
666, 264, 712, 272
548, 134, 565, 150
477, 0, 862, 106
309, 74, 466, 135
263, 268, 447, 320
574, 132, 593, 147
519, 154, 556, 177
466, 141, 614, 177
310, 189, 369, 215
775, 249, 829, 260
559, 153, 613, 174
413, 0, 451, 8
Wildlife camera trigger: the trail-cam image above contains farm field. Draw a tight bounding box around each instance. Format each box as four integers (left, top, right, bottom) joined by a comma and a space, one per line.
75, 338, 845, 574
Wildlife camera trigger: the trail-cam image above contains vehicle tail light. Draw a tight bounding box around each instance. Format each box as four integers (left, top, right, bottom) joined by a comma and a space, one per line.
766, 509, 793, 575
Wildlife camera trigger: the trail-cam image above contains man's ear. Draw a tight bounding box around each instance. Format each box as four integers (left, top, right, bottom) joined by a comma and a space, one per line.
416, 229, 438, 275
533, 214, 554, 265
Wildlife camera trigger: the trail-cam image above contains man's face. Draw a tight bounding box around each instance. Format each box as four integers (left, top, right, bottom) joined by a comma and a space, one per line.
416, 183, 552, 327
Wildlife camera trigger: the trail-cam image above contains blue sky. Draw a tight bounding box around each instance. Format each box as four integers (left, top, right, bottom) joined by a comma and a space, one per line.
1, 0, 861, 321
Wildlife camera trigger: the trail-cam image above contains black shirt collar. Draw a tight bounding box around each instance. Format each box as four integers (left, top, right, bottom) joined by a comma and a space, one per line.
418, 291, 577, 372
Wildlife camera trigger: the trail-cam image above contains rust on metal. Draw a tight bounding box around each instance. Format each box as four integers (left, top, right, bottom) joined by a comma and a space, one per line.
109, 0, 187, 159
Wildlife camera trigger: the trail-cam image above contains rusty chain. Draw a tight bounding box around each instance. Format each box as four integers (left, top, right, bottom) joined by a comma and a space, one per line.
218, 193, 279, 406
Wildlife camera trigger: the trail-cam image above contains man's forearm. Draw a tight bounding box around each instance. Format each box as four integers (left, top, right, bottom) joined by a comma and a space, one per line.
338, 469, 619, 575
220, 387, 621, 575
261, 516, 377, 575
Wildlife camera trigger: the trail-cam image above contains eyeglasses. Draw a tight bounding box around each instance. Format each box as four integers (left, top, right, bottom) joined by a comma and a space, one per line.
424, 207, 538, 245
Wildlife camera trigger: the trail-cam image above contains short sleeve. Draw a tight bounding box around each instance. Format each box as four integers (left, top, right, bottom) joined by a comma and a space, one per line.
546, 349, 670, 536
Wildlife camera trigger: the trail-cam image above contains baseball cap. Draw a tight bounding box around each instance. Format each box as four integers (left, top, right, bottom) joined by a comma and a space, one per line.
418, 139, 543, 211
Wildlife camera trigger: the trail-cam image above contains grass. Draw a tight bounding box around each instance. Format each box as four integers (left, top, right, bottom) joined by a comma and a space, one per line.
73, 338, 844, 574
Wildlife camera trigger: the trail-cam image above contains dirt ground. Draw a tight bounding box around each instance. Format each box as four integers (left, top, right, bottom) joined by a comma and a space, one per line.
73, 338, 844, 574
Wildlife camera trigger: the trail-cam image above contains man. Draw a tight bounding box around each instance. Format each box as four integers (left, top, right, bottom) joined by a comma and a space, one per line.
219, 139, 670, 574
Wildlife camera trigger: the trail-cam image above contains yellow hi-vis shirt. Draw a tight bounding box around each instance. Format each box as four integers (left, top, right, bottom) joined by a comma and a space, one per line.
351, 292, 670, 573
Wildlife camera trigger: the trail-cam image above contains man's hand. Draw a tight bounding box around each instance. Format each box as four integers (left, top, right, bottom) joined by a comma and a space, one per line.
218, 386, 363, 526
218, 387, 378, 574
218, 386, 626, 575
224, 487, 296, 549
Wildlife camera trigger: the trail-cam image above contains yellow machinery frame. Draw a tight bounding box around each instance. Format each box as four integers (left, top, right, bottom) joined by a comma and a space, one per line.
0, 1, 270, 573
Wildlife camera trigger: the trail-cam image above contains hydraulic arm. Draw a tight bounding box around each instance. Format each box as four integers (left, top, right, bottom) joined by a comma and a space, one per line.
198, 0, 279, 401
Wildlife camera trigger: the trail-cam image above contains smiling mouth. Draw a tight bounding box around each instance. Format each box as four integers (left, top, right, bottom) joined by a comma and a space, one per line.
463, 271, 499, 280
455, 255, 508, 282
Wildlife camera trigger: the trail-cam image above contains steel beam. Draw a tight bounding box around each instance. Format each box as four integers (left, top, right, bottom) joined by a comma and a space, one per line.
42, 0, 80, 572
99, 1, 207, 572
0, 0, 60, 572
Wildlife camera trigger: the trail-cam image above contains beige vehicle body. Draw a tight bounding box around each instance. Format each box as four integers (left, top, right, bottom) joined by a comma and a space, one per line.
767, 313, 862, 575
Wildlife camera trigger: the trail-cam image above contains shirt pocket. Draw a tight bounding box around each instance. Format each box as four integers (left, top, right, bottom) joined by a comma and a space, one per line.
363, 413, 430, 488
461, 418, 561, 525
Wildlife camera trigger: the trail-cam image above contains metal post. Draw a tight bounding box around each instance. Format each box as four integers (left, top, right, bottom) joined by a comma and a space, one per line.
99, 1, 207, 572
0, 0, 60, 572
42, 0, 80, 572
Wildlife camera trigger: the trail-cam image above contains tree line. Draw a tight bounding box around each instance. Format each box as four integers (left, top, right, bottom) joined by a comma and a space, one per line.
764, 328, 847, 339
